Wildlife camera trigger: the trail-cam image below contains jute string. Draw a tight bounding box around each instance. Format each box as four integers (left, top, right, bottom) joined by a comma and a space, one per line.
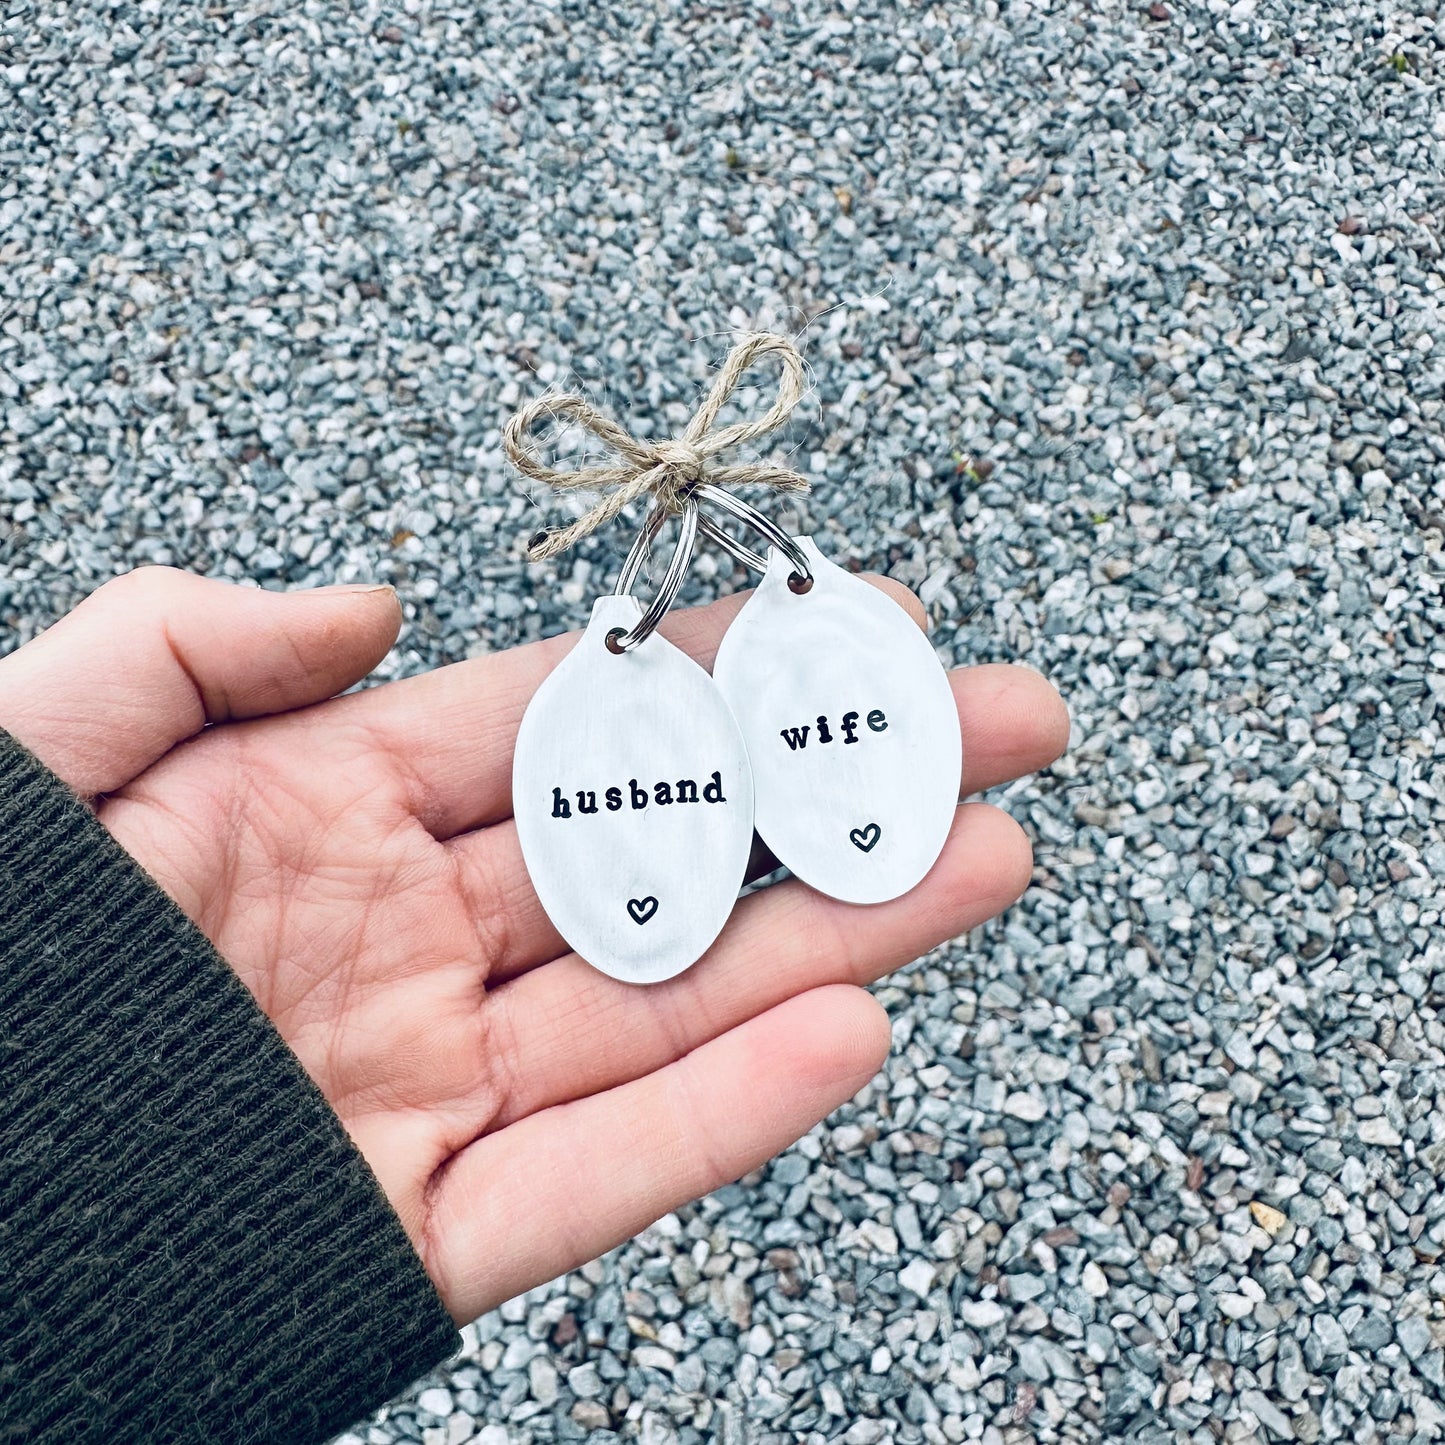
503, 332, 810, 561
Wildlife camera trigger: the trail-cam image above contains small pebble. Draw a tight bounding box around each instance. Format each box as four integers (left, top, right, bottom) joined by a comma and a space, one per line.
960, 1300, 1007, 1329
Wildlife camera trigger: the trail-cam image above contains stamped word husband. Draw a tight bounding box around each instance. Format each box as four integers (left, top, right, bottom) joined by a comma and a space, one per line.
513, 595, 756, 985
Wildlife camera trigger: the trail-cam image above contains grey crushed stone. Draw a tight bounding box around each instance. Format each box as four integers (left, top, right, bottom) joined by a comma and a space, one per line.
3, 2, 1444, 1443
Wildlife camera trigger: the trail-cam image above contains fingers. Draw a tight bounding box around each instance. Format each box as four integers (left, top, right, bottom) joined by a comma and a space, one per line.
0, 568, 401, 795
477, 802, 1031, 1129
448, 662, 1066, 984
426, 984, 890, 1324
954, 661, 1071, 792
351, 574, 926, 840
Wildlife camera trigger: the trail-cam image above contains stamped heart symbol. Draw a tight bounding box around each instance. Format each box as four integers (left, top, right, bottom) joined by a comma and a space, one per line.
850, 823, 881, 854
627, 896, 659, 926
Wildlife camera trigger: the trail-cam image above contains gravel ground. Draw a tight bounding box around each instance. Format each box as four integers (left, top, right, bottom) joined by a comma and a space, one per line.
4, 1, 1445, 1442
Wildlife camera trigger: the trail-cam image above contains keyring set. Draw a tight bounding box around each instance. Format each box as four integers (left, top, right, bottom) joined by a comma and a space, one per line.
505, 337, 962, 985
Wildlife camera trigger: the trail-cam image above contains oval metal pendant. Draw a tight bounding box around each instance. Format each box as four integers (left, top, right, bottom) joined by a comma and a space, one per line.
513, 595, 756, 984
712, 538, 961, 904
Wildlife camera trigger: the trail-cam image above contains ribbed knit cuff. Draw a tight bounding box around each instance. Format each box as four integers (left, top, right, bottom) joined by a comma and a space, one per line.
0, 730, 460, 1445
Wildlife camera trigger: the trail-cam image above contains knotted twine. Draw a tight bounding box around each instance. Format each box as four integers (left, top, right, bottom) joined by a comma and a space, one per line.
503, 332, 810, 562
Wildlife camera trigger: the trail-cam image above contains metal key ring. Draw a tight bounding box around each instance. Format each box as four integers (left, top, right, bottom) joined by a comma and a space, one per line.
607, 495, 700, 653
692, 483, 814, 593
695, 511, 768, 574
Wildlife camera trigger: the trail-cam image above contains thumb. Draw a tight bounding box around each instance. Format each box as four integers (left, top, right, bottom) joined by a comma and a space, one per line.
0, 568, 403, 796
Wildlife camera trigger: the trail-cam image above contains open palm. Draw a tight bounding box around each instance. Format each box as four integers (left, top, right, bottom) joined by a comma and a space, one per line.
0, 567, 1067, 1325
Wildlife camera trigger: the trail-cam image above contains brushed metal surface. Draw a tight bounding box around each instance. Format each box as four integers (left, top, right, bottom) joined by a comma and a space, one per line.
712, 537, 962, 904
513, 594, 756, 984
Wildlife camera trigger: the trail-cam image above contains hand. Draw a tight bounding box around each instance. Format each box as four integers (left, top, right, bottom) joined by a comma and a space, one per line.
0, 567, 1067, 1324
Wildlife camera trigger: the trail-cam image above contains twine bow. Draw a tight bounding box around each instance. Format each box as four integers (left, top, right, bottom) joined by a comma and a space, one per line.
503, 332, 810, 562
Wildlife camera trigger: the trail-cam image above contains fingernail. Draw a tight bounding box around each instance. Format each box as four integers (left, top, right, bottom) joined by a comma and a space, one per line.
302, 583, 397, 598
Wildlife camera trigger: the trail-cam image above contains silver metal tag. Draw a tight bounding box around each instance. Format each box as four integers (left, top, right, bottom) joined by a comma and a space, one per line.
711, 538, 962, 904
513, 594, 756, 984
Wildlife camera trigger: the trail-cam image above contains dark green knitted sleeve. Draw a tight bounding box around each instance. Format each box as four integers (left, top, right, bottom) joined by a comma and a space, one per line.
0, 730, 461, 1444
